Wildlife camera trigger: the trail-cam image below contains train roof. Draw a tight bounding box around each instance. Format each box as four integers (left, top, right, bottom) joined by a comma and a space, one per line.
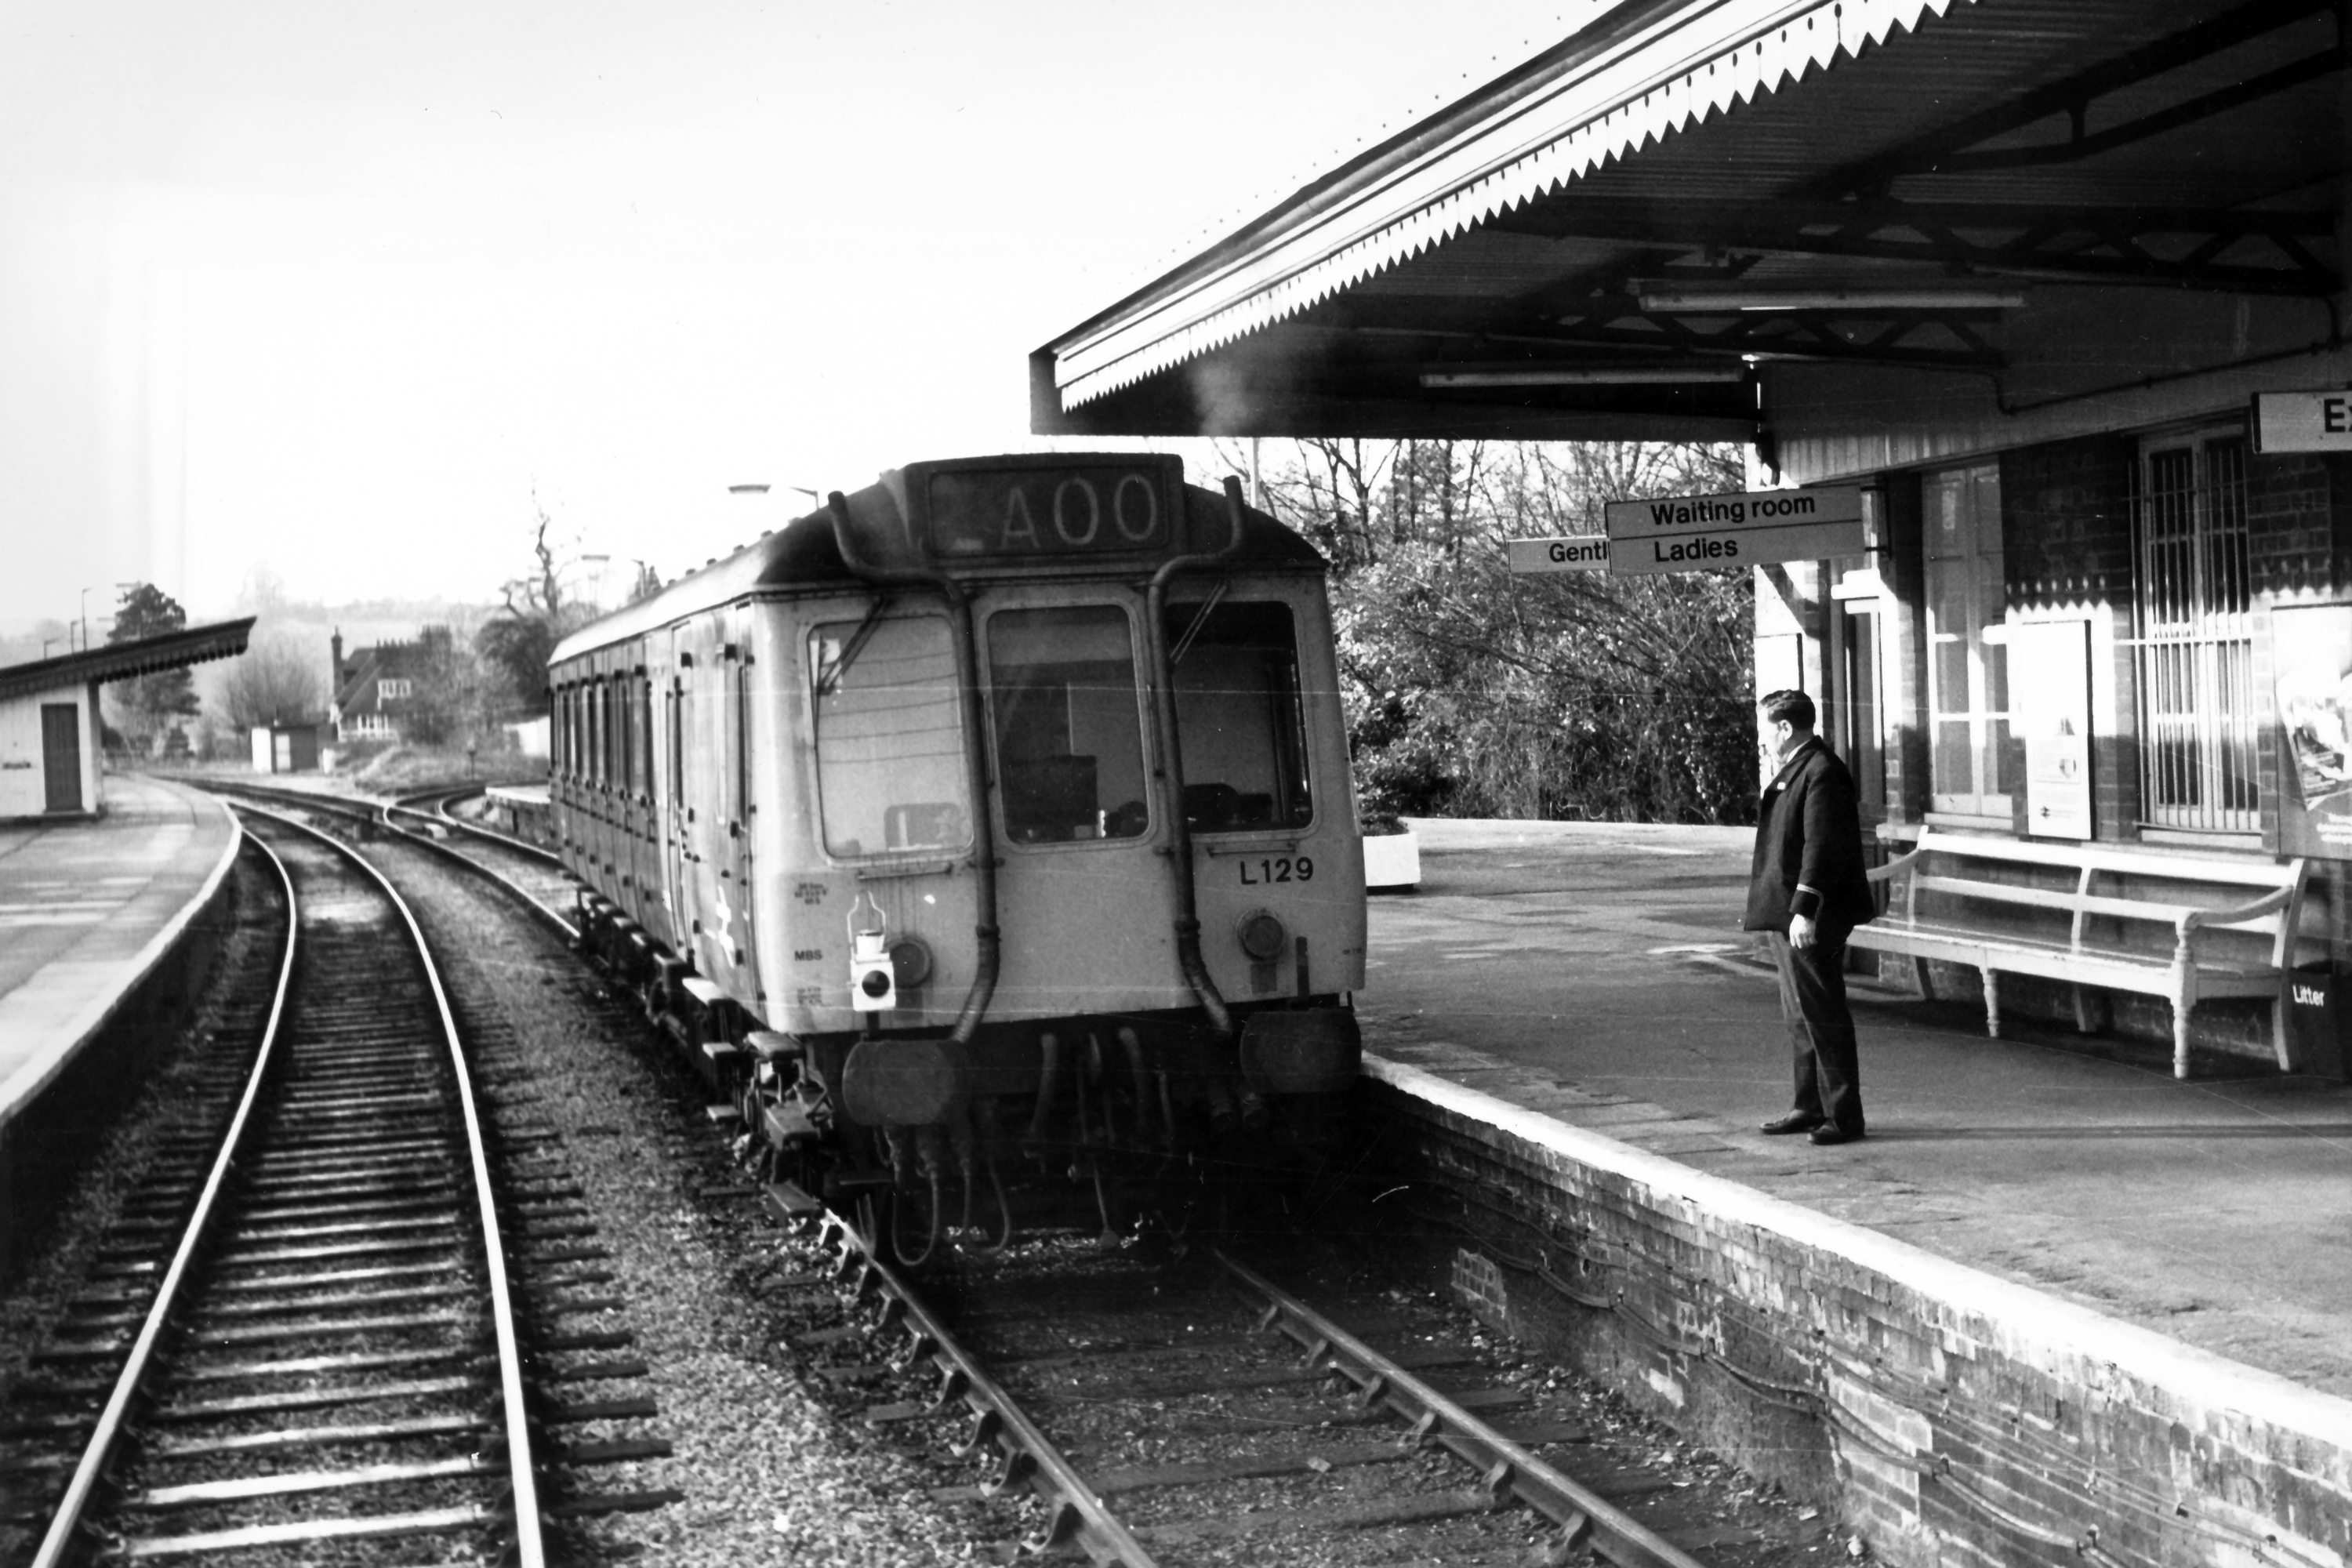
549, 453, 1324, 667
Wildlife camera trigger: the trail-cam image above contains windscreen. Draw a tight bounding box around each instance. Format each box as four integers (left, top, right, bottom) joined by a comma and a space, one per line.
987, 605, 1150, 844
810, 615, 970, 857
1167, 599, 1312, 832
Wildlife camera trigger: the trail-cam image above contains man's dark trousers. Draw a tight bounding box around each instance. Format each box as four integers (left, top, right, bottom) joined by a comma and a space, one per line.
1764, 928, 1863, 1133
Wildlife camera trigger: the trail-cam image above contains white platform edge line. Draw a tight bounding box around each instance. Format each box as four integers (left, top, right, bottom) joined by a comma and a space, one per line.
0, 785, 244, 1130
1364, 1052, 2352, 1446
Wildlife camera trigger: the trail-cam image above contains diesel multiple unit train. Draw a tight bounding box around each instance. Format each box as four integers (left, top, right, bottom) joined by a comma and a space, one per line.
547, 453, 1366, 1258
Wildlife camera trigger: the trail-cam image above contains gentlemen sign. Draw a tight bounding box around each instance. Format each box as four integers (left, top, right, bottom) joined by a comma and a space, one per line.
2252, 390, 2352, 454
1504, 535, 1610, 573
1507, 485, 1865, 577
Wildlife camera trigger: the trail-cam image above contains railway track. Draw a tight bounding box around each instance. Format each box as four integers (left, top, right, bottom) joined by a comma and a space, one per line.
162, 778, 1798, 1564
1, 802, 677, 1566
757, 1210, 1728, 1568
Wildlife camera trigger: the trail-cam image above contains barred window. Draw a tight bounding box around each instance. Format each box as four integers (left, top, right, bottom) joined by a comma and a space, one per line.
2134, 431, 2256, 833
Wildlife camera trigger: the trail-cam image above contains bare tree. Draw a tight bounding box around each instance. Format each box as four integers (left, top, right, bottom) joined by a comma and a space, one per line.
221, 630, 325, 731
477, 497, 603, 711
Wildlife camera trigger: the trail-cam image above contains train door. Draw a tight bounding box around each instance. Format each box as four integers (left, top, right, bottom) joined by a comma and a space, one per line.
718, 604, 759, 993
662, 628, 703, 961
978, 590, 1179, 1017
688, 614, 735, 978
629, 662, 659, 928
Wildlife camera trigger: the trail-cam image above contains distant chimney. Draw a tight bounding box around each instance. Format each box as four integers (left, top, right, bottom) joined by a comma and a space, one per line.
330, 629, 343, 691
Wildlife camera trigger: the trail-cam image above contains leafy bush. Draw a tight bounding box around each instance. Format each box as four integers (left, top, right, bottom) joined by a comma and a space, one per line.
1254, 439, 1759, 826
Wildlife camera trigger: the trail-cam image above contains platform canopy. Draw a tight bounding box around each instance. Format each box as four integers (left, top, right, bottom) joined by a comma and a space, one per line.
0, 619, 257, 703
1032, 0, 2346, 450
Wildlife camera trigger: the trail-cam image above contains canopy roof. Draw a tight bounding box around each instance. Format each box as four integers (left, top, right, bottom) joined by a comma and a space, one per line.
1033, 0, 2345, 449
0, 619, 256, 703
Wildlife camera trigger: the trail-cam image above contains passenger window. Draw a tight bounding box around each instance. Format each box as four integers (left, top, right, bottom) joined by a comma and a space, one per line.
1166, 600, 1312, 831
988, 605, 1149, 844
811, 615, 971, 857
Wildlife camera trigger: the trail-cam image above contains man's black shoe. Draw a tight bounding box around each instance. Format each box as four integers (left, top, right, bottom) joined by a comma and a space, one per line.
1808, 1125, 1864, 1145
1759, 1113, 1825, 1135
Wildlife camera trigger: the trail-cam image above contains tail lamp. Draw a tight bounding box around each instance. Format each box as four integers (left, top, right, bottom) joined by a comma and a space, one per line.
1237, 910, 1287, 962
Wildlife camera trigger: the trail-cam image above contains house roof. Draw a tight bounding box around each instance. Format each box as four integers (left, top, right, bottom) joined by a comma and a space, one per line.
0, 618, 257, 703
332, 631, 447, 713
1031, 0, 2345, 443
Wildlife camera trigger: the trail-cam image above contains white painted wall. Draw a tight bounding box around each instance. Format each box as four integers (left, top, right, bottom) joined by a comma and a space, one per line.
0, 680, 100, 818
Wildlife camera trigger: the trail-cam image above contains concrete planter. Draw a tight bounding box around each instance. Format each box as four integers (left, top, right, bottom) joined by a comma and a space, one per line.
1364, 829, 1421, 891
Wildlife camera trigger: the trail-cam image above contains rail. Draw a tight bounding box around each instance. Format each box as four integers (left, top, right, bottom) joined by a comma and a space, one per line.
28, 827, 299, 1568
1210, 1247, 1710, 1568
813, 1214, 1160, 1567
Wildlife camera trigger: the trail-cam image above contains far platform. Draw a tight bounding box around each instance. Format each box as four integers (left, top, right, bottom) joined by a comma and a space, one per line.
0, 775, 240, 1130
1363, 816, 2352, 1400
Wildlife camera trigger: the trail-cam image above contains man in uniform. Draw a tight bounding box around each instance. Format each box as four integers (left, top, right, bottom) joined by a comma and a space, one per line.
1744, 689, 1877, 1145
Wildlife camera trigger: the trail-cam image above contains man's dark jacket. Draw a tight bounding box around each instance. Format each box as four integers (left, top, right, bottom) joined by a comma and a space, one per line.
1742, 738, 1877, 933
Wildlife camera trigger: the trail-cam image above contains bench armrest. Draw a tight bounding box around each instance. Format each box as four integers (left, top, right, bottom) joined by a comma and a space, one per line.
1867, 844, 1924, 884
2177, 884, 2296, 937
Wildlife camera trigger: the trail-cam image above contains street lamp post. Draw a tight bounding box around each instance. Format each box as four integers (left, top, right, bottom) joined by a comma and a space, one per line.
79, 583, 140, 651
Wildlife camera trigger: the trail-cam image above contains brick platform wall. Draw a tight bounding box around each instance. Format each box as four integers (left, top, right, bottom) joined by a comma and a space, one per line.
1364, 1059, 2352, 1568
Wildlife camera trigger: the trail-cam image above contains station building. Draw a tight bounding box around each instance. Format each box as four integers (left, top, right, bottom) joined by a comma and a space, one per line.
1035, 0, 2351, 1075
0, 619, 255, 819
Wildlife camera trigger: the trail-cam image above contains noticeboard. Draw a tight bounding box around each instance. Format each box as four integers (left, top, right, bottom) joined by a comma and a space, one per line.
2007, 620, 2092, 840
2274, 603, 2352, 858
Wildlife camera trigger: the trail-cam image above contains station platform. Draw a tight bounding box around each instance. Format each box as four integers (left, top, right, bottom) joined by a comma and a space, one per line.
1359, 817, 2352, 1560
0, 774, 239, 1120
0, 775, 239, 1275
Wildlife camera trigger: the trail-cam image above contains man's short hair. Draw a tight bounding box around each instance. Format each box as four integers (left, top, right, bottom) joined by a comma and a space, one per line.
1758, 688, 1816, 731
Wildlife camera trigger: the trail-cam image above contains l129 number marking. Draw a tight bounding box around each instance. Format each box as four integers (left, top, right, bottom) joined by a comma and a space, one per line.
1240, 856, 1313, 884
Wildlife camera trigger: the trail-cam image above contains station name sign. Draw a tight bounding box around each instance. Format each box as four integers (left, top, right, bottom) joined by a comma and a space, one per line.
1507, 485, 1866, 577
2252, 390, 2352, 454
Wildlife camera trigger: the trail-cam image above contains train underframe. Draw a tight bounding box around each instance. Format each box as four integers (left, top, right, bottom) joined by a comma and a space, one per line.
573, 893, 1360, 1265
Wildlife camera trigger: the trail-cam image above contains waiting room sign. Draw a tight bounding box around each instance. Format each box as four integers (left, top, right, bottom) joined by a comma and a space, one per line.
1506, 485, 1866, 576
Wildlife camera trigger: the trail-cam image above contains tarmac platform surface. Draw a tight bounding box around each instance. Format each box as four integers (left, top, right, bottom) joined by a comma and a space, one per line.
0, 775, 239, 1127
1363, 817, 2352, 1400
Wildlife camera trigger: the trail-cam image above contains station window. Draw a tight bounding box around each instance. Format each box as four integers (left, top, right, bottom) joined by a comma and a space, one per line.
1165, 599, 1312, 830
1924, 464, 2013, 818
2135, 429, 2257, 833
986, 605, 1150, 844
810, 614, 971, 857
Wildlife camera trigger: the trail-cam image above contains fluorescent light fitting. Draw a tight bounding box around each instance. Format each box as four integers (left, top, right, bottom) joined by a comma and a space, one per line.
1420, 365, 1748, 388
1636, 286, 2029, 312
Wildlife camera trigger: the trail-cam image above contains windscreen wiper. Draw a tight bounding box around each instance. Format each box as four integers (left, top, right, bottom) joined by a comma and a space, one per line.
815, 593, 894, 696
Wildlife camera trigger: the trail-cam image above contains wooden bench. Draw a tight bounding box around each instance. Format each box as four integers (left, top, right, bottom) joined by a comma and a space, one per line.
1848, 829, 2311, 1079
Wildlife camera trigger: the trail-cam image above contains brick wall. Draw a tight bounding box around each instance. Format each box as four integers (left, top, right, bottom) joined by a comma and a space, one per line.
1367, 1062, 2352, 1568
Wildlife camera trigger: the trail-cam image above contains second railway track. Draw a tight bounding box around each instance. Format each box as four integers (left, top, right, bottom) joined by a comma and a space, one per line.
4, 802, 678, 1566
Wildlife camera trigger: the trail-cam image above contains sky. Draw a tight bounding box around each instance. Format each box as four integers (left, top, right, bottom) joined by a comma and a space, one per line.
0, 2, 1608, 630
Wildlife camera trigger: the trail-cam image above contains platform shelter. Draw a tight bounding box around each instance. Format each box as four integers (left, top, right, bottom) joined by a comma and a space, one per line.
0, 619, 255, 818
1036, 0, 2352, 1075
